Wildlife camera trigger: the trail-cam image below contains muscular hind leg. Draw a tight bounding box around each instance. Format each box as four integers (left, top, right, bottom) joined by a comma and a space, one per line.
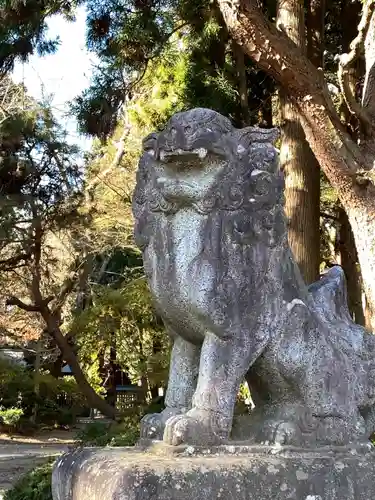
140, 335, 200, 439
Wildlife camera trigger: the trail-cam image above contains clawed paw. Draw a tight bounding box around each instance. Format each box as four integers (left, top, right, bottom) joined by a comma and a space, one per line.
140, 408, 183, 440
258, 420, 302, 446
163, 409, 229, 446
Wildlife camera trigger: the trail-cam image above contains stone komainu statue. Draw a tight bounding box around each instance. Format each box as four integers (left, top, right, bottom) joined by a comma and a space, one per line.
132, 108, 375, 447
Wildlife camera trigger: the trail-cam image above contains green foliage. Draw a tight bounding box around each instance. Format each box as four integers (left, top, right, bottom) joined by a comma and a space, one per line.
71, 276, 170, 391
0, 89, 84, 277
4, 461, 54, 500
0, 1, 83, 75
234, 383, 253, 415
74, 0, 275, 137
0, 406, 23, 427
0, 358, 34, 409
129, 46, 188, 131
0, 358, 85, 428
73, 0, 178, 137
75, 416, 140, 447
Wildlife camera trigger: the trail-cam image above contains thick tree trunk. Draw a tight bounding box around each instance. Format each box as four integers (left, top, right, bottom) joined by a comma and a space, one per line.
362, 11, 375, 160
277, 0, 321, 284
345, 203, 375, 331
336, 0, 366, 326
217, 0, 375, 330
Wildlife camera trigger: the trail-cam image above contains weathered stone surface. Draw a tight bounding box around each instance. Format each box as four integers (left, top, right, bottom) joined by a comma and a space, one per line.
132, 107, 375, 447
52, 444, 375, 500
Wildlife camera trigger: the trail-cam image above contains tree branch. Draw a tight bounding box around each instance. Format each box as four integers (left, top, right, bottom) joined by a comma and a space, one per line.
0, 252, 32, 269
320, 211, 339, 222
6, 295, 53, 312
217, 0, 367, 188
338, 0, 375, 134
50, 271, 79, 315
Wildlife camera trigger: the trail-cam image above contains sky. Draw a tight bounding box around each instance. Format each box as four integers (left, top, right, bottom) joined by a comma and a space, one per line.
12, 6, 96, 152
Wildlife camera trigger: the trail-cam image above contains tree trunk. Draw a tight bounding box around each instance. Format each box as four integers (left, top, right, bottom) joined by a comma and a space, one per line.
217, 0, 375, 330
106, 340, 117, 408
336, 207, 366, 326
361, 11, 375, 160
41, 307, 117, 419
276, 0, 321, 284
365, 296, 374, 331
335, 0, 366, 326
31, 336, 42, 424
345, 203, 375, 331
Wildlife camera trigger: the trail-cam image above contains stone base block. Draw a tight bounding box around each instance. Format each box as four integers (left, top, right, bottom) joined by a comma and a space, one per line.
52, 442, 375, 500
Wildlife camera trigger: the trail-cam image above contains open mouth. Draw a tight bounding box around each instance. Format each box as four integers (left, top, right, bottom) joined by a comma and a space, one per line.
159, 147, 208, 162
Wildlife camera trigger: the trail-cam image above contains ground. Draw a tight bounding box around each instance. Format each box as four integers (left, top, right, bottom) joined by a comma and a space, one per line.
0, 430, 74, 498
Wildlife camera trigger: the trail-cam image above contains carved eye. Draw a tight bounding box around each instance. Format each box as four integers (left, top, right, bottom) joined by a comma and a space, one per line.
254, 174, 272, 196
184, 125, 192, 133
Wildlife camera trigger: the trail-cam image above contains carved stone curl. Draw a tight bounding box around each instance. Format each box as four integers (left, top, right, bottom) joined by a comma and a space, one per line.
132, 108, 375, 447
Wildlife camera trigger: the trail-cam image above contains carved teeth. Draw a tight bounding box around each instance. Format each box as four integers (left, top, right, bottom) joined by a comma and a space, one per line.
251, 169, 264, 176
159, 148, 207, 159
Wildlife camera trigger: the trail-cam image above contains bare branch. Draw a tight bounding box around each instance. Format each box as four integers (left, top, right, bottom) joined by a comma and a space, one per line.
6, 296, 41, 312
6, 294, 54, 312
50, 271, 78, 315
338, 0, 375, 133
320, 212, 339, 222
0, 252, 32, 269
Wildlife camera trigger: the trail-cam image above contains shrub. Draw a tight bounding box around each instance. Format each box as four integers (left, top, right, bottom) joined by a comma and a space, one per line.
4, 461, 54, 500
0, 407, 23, 429
75, 416, 140, 447
0, 358, 34, 410
0, 358, 86, 429
74, 421, 111, 446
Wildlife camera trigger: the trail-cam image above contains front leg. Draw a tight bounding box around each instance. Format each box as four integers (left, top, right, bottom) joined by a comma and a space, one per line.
163, 331, 267, 445
140, 335, 200, 440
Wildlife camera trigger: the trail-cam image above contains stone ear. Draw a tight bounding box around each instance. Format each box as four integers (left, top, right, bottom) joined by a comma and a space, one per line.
142, 132, 159, 152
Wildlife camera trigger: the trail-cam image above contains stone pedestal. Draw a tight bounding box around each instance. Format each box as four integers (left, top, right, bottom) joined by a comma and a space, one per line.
52, 442, 375, 500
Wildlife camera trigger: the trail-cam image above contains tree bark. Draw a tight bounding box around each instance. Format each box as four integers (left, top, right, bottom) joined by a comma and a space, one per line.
276, 0, 321, 284
31, 336, 42, 424
336, 0, 366, 326
217, 0, 375, 330
336, 207, 366, 326
361, 10, 375, 160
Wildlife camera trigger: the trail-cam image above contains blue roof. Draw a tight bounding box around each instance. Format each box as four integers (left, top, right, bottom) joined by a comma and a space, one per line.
116, 385, 140, 391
